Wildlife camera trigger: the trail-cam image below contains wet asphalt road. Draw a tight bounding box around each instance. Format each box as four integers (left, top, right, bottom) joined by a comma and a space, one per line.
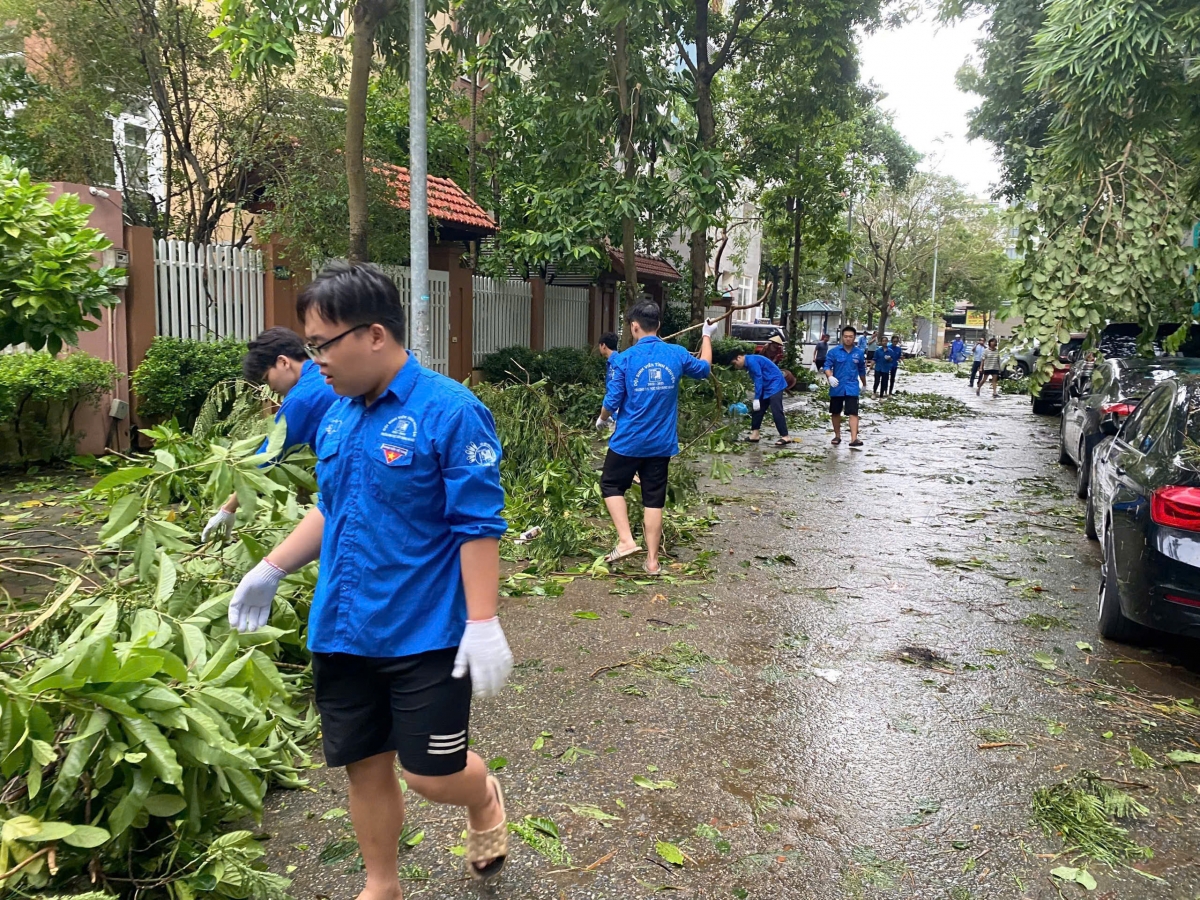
261, 371, 1200, 900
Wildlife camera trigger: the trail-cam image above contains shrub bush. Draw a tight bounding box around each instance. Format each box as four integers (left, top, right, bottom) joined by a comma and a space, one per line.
0, 351, 116, 462
534, 346, 605, 385
132, 337, 246, 426
709, 337, 755, 367
479, 345, 538, 384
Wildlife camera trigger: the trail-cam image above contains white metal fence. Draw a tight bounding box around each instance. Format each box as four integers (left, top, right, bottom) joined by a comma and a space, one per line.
472, 276, 531, 366
543, 284, 589, 350
311, 260, 451, 376
155, 240, 265, 341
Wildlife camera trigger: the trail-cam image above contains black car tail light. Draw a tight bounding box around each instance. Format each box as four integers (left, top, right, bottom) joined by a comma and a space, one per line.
1164, 593, 1200, 609
1101, 401, 1137, 417
1150, 487, 1200, 531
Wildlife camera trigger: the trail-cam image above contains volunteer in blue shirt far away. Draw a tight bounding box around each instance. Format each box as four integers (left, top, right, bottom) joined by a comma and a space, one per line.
201, 326, 338, 542
733, 349, 791, 445
595, 301, 718, 576
597, 331, 621, 426
823, 324, 868, 449
872, 339, 897, 398
227, 262, 514, 891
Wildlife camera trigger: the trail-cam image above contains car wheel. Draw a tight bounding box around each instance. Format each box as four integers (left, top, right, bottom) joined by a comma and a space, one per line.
1058, 421, 1073, 465
1098, 529, 1142, 643
1084, 487, 1098, 540
1076, 440, 1090, 498
1017, 362, 1030, 377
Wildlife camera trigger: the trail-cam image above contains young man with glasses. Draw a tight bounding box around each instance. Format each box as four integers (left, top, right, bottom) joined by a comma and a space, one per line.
200, 326, 339, 542
227, 262, 513, 894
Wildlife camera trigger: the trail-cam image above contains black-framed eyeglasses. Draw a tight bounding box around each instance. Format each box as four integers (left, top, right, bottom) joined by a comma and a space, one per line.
304, 324, 369, 361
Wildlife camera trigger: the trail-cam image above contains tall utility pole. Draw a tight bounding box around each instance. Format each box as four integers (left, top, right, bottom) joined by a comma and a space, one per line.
928, 220, 940, 358
409, 0, 430, 364
840, 193, 852, 327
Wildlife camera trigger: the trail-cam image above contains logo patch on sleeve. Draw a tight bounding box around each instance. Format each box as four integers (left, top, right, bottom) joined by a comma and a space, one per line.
381, 443, 409, 464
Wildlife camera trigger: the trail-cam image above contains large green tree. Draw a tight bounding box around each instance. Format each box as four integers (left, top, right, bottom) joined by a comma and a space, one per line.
952, 0, 1200, 365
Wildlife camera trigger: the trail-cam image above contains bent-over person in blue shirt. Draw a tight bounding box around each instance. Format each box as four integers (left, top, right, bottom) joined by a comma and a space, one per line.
227, 262, 513, 889
595, 301, 718, 576
733, 350, 791, 445
823, 324, 868, 448
201, 327, 339, 542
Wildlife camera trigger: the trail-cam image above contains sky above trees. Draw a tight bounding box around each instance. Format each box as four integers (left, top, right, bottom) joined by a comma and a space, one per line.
859, 13, 1000, 197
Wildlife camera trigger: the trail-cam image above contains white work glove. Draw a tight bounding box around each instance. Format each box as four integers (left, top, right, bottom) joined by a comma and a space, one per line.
452, 617, 514, 698
827, 375, 839, 389
751, 399, 762, 412
702, 319, 721, 340
201, 508, 235, 542
595, 415, 608, 431
228, 559, 286, 633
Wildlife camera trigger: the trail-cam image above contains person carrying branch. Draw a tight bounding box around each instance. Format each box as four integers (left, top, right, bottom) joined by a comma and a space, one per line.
227, 262, 514, 894
595, 301, 717, 576
200, 327, 338, 542
733, 349, 791, 445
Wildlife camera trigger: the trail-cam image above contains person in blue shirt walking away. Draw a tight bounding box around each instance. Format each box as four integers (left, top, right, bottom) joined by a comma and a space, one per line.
732, 350, 791, 445
596, 301, 718, 576
227, 263, 514, 893
201, 326, 339, 542
872, 339, 897, 397
888, 333, 904, 395
823, 325, 868, 448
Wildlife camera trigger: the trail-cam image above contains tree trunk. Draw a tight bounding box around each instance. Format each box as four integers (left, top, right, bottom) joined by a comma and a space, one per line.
779, 260, 791, 329
613, 18, 639, 316
688, 1, 717, 326
789, 201, 802, 315
346, 2, 389, 262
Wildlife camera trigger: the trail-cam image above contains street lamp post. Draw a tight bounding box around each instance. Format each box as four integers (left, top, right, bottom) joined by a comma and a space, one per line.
409, 0, 430, 365
928, 220, 940, 358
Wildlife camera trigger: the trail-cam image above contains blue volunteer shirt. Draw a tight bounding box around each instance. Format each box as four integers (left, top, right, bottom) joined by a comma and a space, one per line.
873, 346, 896, 374
603, 335, 711, 458
260, 359, 339, 458
743, 353, 788, 399
605, 351, 622, 414
310, 353, 507, 657
824, 345, 866, 397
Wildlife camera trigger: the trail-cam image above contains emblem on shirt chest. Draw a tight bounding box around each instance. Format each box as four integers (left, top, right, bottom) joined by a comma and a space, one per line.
634, 362, 675, 392
381, 414, 418, 441
381, 443, 410, 465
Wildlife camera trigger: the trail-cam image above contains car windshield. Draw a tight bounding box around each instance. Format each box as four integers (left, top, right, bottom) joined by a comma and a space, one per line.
1100, 324, 1200, 358
1119, 362, 1200, 398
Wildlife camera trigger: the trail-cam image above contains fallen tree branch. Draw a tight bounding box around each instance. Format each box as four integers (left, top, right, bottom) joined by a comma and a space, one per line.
0, 577, 81, 652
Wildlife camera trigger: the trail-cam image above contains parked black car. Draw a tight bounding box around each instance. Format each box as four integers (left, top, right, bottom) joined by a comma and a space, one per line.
1059, 358, 1200, 498
1087, 377, 1200, 641
1096, 322, 1200, 358
731, 322, 787, 347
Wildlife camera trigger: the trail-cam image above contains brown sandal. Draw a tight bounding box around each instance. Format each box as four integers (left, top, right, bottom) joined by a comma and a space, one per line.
467, 774, 508, 882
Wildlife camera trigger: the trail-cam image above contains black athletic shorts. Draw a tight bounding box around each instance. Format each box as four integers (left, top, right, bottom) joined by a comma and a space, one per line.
600, 449, 669, 509
829, 395, 860, 416
312, 647, 471, 775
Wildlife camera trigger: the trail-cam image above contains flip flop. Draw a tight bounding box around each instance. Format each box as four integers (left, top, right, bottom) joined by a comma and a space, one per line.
604, 544, 644, 563
831, 437, 842, 445
743, 437, 761, 443
643, 561, 662, 577
773, 439, 791, 447
467, 775, 508, 882
849, 440, 864, 450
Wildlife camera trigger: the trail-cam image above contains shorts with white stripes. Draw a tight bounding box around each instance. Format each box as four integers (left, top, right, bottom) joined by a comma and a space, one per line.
312, 647, 471, 775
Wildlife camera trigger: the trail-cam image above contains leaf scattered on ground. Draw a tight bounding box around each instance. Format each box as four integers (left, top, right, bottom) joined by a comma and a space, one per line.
508, 815, 571, 866
655, 840, 685, 866
1031, 772, 1152, 865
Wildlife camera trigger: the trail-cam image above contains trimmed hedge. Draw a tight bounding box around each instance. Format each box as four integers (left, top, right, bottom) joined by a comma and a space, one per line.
132, 337, 246, 426
479, 345, 605, 386
0, 351, 117, 462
